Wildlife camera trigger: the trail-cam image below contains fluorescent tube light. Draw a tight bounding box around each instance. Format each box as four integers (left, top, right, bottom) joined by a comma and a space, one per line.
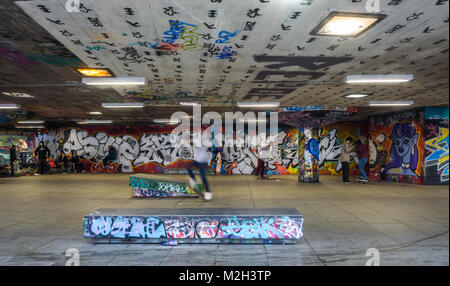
0, 104, 20, 109
345, 75, 413, 84
369, 101, 414, 106
77, 120, 113, 124
15, 125, 45, 129
237, 102, 280, 108
345, 94, 369, 98
88, 111, 103, 115
153, 119, 181, 124
180, 102, 199, 106
17, 120, 45, 124
83, 77, 147, 85
102, 103, 144, 108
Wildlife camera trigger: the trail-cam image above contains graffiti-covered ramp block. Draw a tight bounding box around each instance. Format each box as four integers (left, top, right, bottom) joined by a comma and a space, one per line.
83, 208, 304, 244
130, 174, 198, 198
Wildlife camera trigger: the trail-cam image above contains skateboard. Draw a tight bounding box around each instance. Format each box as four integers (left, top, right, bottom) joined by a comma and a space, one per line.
357, 178, 369, 184
187, 181, 207, 201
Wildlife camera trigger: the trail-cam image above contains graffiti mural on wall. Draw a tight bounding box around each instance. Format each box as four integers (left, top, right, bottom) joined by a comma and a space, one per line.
37, 126, 298, 175
83, 215, 303, 241
0, 132, 34, 166
424, 107, 449, 184
369, 111, 424, 184
318, 123, 362, 176
298, 126, 319, 183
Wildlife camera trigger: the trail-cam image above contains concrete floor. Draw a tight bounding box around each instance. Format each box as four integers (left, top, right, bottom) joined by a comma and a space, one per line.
0, 174, 448, 266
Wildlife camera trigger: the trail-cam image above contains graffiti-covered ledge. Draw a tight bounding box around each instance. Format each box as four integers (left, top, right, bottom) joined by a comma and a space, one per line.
83, 208, 304, 244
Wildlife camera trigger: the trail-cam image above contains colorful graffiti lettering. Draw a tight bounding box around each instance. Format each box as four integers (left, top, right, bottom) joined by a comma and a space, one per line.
425, 127, 449, 182
83, 215, 303, 240
38, 127, 298, 175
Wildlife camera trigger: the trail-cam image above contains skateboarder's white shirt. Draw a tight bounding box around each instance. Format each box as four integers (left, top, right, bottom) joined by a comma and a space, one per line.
194, 146, 209, 164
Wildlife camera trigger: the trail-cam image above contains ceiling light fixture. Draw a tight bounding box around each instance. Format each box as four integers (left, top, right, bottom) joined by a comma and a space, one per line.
0, 104, 20, 109
345, 94, 369, 98
102, 103, 144, 109
369, 101, 414, 106
88, 111, 103, 115
17, 120, 45, 124
180, 102, 199, 106
83, 77, 147, 85
345, 74, 414, 84
237, 102, 280, 108
153, 119, 181, 124
77, 120, 113, 124
311, 11, 386, 37
15, 125, 45, 129
76, 68, 113, 77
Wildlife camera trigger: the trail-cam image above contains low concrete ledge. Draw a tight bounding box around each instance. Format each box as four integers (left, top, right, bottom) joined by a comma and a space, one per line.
83, 208, 304, 244
129, 174, 198, 198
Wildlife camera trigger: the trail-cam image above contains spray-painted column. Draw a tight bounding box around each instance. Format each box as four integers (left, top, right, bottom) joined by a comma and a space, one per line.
298, 125, 320, 183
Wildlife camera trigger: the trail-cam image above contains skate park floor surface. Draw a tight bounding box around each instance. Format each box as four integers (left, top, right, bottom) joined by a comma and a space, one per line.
0, 174, 448, 266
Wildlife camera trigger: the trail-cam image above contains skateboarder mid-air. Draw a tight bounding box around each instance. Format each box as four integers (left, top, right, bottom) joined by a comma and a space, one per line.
187, 142, 212, 201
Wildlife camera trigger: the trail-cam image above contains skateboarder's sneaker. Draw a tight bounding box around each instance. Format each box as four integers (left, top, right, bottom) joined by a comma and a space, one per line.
204, 192, 213, 201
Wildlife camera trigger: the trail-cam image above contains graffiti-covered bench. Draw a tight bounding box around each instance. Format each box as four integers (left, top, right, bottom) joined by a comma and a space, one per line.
129, 174, 198, 198
83, 208, 304, 244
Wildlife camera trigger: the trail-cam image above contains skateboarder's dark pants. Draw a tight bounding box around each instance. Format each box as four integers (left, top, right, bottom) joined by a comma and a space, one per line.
38, 159, 47, 175
255, 159, 265, 177
342, 162, 350, 182
10, 163, 14, 176
188, 161, 211, 193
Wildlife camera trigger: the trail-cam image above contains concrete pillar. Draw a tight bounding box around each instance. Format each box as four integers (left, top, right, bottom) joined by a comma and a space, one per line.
298, 125, 320, 183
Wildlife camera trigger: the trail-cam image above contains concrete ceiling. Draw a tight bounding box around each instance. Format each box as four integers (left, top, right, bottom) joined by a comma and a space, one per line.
0, 0, 448, 126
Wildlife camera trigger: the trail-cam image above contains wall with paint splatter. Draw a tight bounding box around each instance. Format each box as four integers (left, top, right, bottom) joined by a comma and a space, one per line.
368, 110, 425, 184
36, 125, 298, 175
423, 107, 449, 185
318, 122, 368, 176
0, 131, 35, 166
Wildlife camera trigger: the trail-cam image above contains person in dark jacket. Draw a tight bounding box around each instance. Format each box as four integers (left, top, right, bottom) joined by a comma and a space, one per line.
10, 145, 17, 176
103, 145, 117, 166
70, 151, 84, 173
34, 141, 50, 175
55, 153, 69, 173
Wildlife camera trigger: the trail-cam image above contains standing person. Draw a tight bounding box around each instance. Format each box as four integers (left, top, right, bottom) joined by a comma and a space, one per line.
9, 145, 17, 177
187, 142, 212, 201
34, 141, 50, 175
255, 143, 270, 179
103, 145, 117, 166
215, 149, 222, 175
71, 152, 84, 173
356, 138, 369, 181
17, 139, 28, 165
340, 137, 355, 183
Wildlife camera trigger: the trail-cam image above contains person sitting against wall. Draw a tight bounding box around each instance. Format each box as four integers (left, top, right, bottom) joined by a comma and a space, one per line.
340, 137, 355, 184
34, 141, 50, 175
17, 139, 28, 166
9, 145, 17, 177
70, 152, 84, 173
55, 153, 70, 174
103, 145, 117, 166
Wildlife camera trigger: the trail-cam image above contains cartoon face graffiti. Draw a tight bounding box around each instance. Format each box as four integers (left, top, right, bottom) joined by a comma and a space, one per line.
385, 123, 419, 177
